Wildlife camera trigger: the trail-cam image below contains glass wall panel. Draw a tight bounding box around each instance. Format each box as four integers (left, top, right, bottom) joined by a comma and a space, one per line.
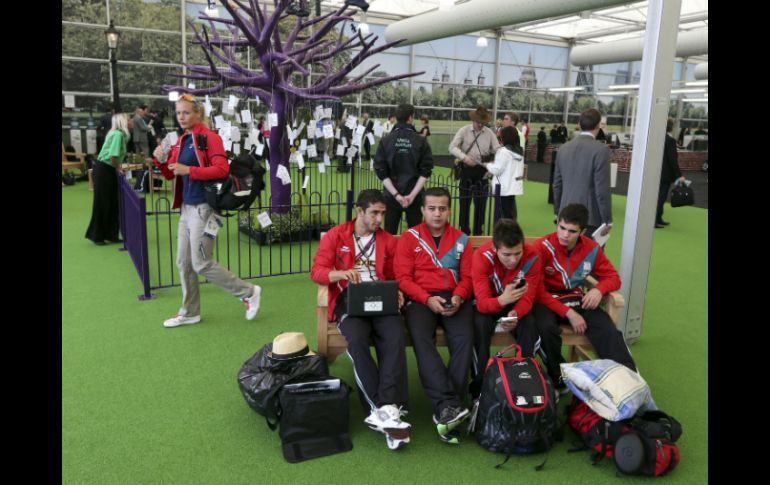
62, 59, 111, 92
112, 0, 182, 31
62, 25, 109, 59
62, 0, 107, 23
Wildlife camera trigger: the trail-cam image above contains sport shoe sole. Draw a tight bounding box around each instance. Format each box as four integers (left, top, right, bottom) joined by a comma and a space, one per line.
433, 408, 470, 436
438, 430, 461, 445
386, 435, 410, 450
163, 315, 201, 328
244, 285, 262, 320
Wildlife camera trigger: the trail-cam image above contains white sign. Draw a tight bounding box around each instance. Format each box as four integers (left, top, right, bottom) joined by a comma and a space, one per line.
323, 153, 331, 166
345, 116, 357, 130
335, 128, 341, 139
235, 113, 242, 124
69, 129, 82, 153
324, 108, 333, 119
276, 164, 291, 185
355, 125, 366, 137
255, 143, 265, 156
64, 95, 75, 108
323, 124, 334, 139
221, 102, 234, 115
296, 152, 305, 169
302, 175, 309, 189
214, 115, 226, 129
233, 143, 241, 155
224, 139, 233, 151
257, 212, 273, 228
168, 132, 179, 145
228, 95, 238, 109
306, 144, 317, 158
336, 144, 345, 156
367, 133, 375, 146
318, 162, 326, 173
86, 129, 97, 154
240, 109, 252, 124
230, 127, 241, 142
267, 112, 278, 128
307, 123, 315, 138
299, 139, 307, 151
346, 146, 358, 159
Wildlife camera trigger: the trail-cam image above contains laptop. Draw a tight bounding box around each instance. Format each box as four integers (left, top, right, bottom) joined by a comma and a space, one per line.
346, 280, 399, 317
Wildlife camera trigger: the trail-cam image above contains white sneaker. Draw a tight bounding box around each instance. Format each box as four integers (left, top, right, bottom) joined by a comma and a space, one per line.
243, 285, 262, 320
364, 404, 411, 447
163, 314, 201, 328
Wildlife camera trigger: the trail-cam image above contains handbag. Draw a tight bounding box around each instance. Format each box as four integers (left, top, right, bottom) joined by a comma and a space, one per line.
670, 181, 694, 207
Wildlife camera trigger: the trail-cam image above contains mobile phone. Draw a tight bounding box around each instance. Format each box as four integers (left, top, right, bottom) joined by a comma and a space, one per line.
441, 300, 454, 309
497, 316, 516, 323
514, 278, 526, 289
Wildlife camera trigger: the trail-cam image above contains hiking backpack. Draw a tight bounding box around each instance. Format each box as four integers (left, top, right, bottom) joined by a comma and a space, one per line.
200, 136, 265, 215
472, 343, 557, 469
567, 398, 682, 477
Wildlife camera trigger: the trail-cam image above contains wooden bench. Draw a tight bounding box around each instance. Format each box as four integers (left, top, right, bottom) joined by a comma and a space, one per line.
315, 235, 624, 363
61, 143, 88, 180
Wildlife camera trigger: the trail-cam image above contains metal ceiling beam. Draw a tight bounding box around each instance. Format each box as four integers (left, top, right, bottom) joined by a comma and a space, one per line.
571, 28, 707, 65
575, 11, 707, 40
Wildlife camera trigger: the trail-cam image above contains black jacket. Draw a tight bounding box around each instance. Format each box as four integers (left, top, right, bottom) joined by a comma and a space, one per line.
538, 130, 547, 145
660, 134, 682, 184
373, 122, 434, 195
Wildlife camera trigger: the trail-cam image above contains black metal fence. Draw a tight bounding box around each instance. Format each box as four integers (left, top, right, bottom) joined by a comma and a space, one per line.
126, 155, 501, 293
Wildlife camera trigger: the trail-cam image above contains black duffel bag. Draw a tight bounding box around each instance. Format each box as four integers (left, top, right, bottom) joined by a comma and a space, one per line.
237, 341, 329, 426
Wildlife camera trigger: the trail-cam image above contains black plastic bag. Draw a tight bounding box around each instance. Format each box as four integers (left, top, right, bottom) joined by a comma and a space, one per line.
237, 343, 329, 426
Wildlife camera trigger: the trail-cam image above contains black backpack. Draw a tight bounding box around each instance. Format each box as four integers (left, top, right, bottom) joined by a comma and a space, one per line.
471, 344, 557, 470
199, 135, 265, 215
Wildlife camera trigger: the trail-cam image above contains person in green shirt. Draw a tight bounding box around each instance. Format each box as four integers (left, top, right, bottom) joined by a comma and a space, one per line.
85, 113, 133, 245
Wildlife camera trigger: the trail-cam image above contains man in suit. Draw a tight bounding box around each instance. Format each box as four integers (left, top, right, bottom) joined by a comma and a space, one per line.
552, 108, 612, 240
557, 122, 568, 143
537, 126, 547, 163
656, 118, 686, 228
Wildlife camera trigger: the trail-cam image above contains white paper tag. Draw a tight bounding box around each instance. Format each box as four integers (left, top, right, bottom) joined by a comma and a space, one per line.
355, 125, 366, 137
296, 152, 305, 169
336, 144, 345, 156
228, 95, 238, 108
299, 139, 307, 151
341, 137, 348, 148
318, 162, 326, 173
345, 116, 357, 130
204, 96, 213, 116
323, 124, 334, 139
352, 135, 361, 147
335, 128, 341, 139
221, 102, 234, 115
233, 143, 241, 155
324, 108, 333, 119
168, 132, 179, 145
307, 123, 315, 138
370, 159, 374, 171
214, 115, 225, 129
347, 157, 353, 166
256, 143, 265, 156
235, 113, 242, 124
346, 146, 358, 159
306, 144, 317, 158
64, 94, 75, 108
367, 133, 375, 146
230, 127, 241, 142
203, 213, 224, 239
257, 211, 273, 228
302, 175, 309, 189
324, 153, 331, 166
267, 112, 278, 128
224, 139, 233, 151
373, 122, 383, 137
240, 109, 252, 124
276, 164, 291, 185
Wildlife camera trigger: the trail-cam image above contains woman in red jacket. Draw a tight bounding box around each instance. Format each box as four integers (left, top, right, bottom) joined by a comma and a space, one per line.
153, 94, 261, 328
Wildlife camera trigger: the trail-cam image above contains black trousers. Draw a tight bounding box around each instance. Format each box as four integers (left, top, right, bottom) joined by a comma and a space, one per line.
537, 143, 546, 163
384, 191, 423, 235
458, 178, 489, 235
406, 299, 474, 415
85, 161, 121, 243
532, 303, 636, 383
470, 309, 538, 396
337, 313, 409, 413
656, 181, 672, 223
500, 195, 517, 221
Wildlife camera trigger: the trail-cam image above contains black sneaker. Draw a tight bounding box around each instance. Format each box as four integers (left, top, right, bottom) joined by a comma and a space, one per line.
438, 429, 461, 445
433, 406, 470, 437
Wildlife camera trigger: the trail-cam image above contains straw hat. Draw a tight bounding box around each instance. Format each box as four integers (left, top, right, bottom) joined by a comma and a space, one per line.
468, 106, 492, 123
268, 332, 316, 361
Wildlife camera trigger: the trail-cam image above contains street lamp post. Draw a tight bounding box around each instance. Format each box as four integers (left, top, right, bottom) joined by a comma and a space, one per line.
104, 20, 121, 112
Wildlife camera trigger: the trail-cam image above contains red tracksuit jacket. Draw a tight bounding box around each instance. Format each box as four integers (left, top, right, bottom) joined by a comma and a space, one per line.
394, 222, 474, 305
310, 220, 398, 322
152, 123, 229, 209
535, 232, 621, 318
472, 240, 542, 317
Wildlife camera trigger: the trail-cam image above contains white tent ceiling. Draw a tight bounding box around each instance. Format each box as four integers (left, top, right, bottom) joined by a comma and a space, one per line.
321, 0, 707, 59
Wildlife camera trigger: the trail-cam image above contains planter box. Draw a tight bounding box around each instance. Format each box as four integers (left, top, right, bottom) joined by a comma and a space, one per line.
238, 225, 333, 245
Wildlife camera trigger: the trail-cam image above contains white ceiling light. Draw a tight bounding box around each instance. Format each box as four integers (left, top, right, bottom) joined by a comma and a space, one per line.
548, 86, 585, 92
476, 34, 488, 47
596, 91, 629, 96
671, 88, 705, 94
608, 83, 639, 90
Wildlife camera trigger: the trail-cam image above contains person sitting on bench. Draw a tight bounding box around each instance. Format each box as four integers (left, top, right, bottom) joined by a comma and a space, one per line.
469, 218, 542, 399
310, 189, 411, 450
532, 203, 637, 391
394, 186, 474, 445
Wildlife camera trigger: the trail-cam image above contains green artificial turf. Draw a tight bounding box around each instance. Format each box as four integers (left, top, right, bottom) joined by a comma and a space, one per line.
62, 177, 707, 484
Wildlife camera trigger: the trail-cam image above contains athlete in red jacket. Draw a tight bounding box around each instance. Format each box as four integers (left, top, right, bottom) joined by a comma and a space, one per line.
310, 190, 410, 450
532, 203, 637, 388
470, 219, 542, 398
394, 187, 473, 444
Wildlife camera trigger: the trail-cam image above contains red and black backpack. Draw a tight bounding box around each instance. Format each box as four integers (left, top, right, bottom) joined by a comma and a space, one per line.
567, 397, 682, 477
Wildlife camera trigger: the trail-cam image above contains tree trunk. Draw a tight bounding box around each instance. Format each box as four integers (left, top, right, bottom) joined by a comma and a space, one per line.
268, 95, 292, 214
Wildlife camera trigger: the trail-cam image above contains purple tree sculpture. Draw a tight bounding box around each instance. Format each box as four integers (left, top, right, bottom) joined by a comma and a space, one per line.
162, 0, 423, 213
